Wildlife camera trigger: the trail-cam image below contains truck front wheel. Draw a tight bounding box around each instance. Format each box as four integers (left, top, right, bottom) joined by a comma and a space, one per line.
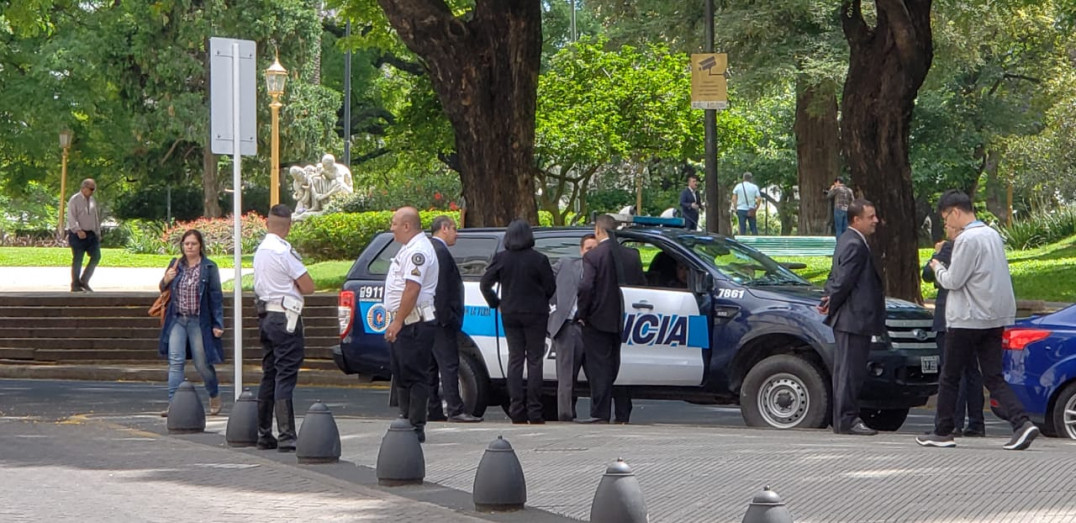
740, 354, 830, 429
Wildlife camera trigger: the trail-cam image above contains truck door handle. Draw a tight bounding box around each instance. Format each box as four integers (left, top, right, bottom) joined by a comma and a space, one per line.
631, 302, 654, 310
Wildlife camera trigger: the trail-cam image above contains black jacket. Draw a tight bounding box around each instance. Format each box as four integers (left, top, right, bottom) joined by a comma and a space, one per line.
479, 248, 556, 316
578, 237, 646, 334
432, 237, 464, 329
922, 240, 953, 332
823, 228, 885, 336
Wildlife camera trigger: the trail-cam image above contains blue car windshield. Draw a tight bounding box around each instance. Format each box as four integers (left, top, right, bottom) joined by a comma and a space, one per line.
675, 235, 812, 287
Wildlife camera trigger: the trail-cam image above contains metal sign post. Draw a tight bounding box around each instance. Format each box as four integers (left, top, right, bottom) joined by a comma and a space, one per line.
210, 37, 257, 401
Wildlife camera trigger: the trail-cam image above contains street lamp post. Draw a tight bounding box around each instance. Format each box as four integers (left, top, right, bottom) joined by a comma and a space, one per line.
57, 129, 73, 238
265, 54, 288, 207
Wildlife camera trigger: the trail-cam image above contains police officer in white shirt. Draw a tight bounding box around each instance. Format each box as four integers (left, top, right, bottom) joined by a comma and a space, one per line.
253, 204, 315, 452
383, 206, 439, 442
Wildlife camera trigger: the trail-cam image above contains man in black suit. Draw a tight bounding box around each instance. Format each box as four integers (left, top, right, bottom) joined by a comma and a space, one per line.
577, 214, 646, 424
679, 175, 701, 230
427, 216, 481, 423
818, 198, 884, 436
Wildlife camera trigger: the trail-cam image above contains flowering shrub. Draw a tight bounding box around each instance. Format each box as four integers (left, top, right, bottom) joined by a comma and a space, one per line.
161, 212, 266, 256
290, 210, 556, 262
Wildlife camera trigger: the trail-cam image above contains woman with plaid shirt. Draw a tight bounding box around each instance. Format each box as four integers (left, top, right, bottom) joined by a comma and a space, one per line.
158, 229, 225, 416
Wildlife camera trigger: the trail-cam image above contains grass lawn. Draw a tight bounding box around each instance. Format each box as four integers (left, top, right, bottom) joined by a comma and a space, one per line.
223, 260, 354, 292
5, 236, 1076, 302
0, 247, 253, 268
776, 236, 1076, 303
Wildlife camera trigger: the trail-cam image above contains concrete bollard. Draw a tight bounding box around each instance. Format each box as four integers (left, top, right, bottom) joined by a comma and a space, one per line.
590, 458, 648, 523
296, 401, 341, 464
376, 418, 425, 486
472, 436, 526, 512
225, 389, 259, 447
166, 381, 205, 434
742, 486, 794, 523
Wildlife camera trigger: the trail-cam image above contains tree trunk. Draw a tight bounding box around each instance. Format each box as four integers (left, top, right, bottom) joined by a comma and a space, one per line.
202, 148, 221, 218
982, 150, 1009, 224
840, 0, 933, 302
377, 0, 541, 226
794, 80, 840, 236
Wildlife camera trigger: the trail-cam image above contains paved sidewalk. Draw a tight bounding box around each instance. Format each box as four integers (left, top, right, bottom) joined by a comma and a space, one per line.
0, 267, 250, 292
102, 410, 1076, 523
0, 417, 488, 522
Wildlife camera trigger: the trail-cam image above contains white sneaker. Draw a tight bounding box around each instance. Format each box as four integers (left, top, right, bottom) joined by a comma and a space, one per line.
1003, 421, 1040, 451
915, 433, 956, 448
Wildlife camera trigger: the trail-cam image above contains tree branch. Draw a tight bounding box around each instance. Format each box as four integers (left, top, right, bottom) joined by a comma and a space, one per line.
877, 0, 918, 68
840, 0, 869, 44
373, 52, 426, 76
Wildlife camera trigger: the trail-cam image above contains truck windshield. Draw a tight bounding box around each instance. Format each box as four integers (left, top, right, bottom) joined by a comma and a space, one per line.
676, 235, 812, 287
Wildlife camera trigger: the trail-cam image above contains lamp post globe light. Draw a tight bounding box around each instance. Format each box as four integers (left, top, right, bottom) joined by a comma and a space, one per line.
57, 129, 73, 237
265, 54, 287, 207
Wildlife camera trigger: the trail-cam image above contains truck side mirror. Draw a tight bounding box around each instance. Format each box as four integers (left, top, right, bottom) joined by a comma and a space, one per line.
689, 271, 714, 294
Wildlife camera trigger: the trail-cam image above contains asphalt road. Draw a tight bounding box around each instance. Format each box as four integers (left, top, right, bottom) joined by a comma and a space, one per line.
0, 378, 1012, 436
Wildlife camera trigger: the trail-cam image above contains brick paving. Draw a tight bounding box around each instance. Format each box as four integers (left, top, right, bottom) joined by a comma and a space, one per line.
6, 387, 1076, 522
0, 417, 484, 522
328, 418, 1076, 522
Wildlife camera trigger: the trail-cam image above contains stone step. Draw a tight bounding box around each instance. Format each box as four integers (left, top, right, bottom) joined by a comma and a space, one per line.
0, 292, 339, 308
0, 317, 340, 329
0, 326, 340, 339
0, 338, 339, 353
0, 305, 340, 319
0, 346, 336, 361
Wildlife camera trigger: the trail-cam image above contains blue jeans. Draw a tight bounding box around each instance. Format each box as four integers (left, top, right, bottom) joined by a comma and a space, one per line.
834, 209, 849, 238
167, 315, 219, 401
736, 209, 758, 235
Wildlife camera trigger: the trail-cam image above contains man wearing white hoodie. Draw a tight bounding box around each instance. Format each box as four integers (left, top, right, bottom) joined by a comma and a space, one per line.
916, 190, 1039, 451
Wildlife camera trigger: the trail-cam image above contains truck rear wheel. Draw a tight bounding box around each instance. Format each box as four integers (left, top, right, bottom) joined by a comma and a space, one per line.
740, 354, 830, 429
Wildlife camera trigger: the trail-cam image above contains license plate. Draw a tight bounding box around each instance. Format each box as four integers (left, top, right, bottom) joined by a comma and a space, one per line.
921, 355, 939, 374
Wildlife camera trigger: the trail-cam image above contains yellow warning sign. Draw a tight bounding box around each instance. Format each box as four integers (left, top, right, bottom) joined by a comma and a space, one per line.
691, 53, 728, 110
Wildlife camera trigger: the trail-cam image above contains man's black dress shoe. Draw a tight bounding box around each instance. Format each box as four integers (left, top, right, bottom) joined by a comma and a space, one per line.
574, 417, 609, 424
427, 413, 448, 422
842, 422, 878, 436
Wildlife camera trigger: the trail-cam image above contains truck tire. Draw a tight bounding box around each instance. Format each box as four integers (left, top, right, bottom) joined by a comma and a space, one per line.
859, 408, 910, 432
1051, 382, 1076, 439
459, 352, 490, 418
740, 354, 830, 429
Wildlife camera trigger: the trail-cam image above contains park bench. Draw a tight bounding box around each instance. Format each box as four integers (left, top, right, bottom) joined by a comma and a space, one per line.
733, 235, 837, 257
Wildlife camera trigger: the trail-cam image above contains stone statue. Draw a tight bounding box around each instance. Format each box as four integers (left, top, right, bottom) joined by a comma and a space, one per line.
320, 154, 354, 194
291, 154, 355, 219
289, 166, 311, 213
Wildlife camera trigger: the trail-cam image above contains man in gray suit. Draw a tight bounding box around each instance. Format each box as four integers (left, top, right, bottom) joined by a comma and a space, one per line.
548, 234, 598, 421
818, 198, 885, 436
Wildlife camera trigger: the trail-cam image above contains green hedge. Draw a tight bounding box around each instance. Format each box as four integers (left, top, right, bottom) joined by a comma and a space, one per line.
291, 210, 556, 262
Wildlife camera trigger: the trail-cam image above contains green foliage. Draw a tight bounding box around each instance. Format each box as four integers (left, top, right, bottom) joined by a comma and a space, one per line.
0, 180, 59, 236
161, 212, 267, 256
1001, 206, 1076, 249
290, 210, 555, 262
0, 1, 339, 222
113, 185, 204, 222
326, 172, 461, 213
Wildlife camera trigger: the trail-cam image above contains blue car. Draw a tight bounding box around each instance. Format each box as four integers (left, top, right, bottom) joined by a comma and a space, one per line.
1002, 305, 1076, 439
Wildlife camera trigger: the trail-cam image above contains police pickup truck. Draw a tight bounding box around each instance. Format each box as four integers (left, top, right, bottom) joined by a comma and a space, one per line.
332, 224, 940, 431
